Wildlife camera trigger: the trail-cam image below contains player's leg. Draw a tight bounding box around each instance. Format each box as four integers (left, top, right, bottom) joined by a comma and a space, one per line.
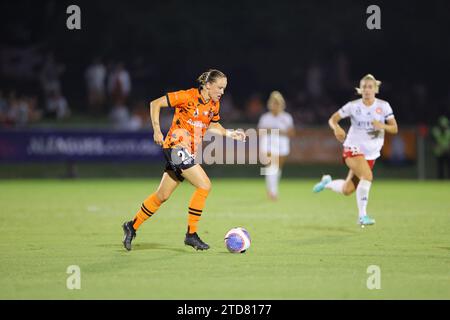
261, 134, 285, 200
265, 152, 281, 200
180, 164, 211, 250
265, 154, 287, 201
132, 171, 181, 230
259, 134, 274, 200
313, 168, 356, 194
314, 145, 358, 194
345, 156, 375, 225
313, 143, 365, 196
340, 170, 358, 195
269, 139, 289, 200
274, 155, 288, 196
122, 172, 180, 251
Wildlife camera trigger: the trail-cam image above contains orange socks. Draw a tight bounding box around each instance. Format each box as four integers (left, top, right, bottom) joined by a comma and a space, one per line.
131, 188, 209, 233
132, 193, 162, 230
187, 188, 209, 234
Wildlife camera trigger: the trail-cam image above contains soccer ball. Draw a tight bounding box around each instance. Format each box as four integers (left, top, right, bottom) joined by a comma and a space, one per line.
224, 227, 251, 253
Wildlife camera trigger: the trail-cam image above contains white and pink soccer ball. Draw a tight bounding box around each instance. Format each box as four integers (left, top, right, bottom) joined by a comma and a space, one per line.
224, 227, 251, 253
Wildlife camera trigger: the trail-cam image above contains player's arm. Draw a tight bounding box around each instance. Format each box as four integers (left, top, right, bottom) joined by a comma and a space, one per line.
149, 96, 170, 146
329, 111, 346, 143
208, 122, 246, 142
372, 118, 398, 135
283, 114, 296, 137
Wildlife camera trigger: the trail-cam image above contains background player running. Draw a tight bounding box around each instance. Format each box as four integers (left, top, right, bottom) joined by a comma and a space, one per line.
122, 69, 246, 251
257, 91, 295, 200
313, 74, 398, 226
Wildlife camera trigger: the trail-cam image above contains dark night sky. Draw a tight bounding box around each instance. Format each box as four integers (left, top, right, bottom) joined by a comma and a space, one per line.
0, 0, 449, 123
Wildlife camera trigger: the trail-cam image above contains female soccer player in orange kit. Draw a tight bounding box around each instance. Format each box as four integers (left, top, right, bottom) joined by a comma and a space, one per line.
122, 69, 246, 251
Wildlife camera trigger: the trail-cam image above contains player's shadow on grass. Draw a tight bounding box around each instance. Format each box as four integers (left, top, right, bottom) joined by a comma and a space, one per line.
101, 243, 187, 253
132, 242, 187, 253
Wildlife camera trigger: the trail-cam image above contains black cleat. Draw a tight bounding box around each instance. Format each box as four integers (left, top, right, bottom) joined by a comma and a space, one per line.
184, 232, 210, 251
122, 221, 136, 251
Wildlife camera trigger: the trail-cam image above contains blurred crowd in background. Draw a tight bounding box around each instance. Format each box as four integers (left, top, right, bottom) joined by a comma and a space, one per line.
0, 1, 449, 130
1, 48, 448, 131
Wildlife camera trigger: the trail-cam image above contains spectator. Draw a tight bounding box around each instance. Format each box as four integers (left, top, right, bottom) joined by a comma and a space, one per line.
109, 102, 130, 130
6, 92, 25, 125
25, 95, 42, 123
107, 63, 131, 104
46, 90, 70, 120
127, 107, 144, 131
39, 53, 65, 96
85, 58, 107, 114
432, 116, 450, 179
128, 100, 151, 131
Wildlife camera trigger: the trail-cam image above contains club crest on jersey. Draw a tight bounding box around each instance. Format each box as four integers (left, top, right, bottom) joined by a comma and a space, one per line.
356, 107, 362, 115
376, 107, 382, 114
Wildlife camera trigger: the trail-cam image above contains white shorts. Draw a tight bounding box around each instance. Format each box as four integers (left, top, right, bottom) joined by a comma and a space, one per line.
259, 135, 290, 156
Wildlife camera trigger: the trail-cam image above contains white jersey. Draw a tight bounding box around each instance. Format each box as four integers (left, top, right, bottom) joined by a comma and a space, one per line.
338, 98, 395, 160
258, 111, 294, 156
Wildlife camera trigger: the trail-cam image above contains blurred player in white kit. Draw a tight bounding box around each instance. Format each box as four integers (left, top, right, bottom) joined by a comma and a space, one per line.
258, 91, 295, 201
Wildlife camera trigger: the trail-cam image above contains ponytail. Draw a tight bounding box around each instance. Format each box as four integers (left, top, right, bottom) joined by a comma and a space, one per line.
197, 69, 226, 89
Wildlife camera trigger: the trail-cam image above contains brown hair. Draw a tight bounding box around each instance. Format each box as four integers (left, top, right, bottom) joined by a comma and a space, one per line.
197, 69, 226, 89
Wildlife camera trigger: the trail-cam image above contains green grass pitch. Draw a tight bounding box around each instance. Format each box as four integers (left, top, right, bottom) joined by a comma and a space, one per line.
0, 178, 449, 299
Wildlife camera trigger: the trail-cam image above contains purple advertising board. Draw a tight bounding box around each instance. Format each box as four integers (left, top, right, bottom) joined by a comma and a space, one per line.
0, 129, 164, 162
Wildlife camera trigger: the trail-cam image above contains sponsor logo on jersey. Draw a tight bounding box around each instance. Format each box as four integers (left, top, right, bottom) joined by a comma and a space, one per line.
187, 119, 207, 128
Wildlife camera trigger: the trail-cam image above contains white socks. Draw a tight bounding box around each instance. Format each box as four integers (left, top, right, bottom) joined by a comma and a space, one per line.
356, 179, 372, 218
323, 176, 372, 218
325, 179, 345, 194
266, 166, 281, 196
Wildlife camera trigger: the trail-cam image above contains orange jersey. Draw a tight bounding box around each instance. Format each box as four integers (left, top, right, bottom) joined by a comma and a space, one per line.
163, 88, 220, 154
